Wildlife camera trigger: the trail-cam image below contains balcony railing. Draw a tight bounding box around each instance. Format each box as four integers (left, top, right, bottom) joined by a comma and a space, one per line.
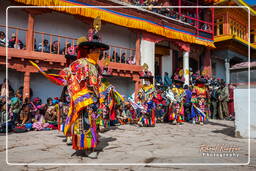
0, 24, 27, 50
0, 25, 136, 65
118, 0, 214, 40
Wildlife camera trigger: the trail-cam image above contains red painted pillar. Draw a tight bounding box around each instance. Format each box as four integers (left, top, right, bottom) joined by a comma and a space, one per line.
26, 13, 35, 51
211, 8, 214, 40
178, 0, 181, 19
203, 48, 212, 77
135, 32, 141, 65
23, 71, 31, 101
196, 0, 199, 36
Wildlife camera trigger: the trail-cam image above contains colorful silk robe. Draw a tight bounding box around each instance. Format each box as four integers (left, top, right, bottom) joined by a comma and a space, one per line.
31, 58, 101, 150
168, 86, 185, 123
190, 85, 209, 122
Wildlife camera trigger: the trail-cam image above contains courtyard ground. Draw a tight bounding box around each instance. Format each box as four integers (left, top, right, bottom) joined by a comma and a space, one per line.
0, 119, 255, 171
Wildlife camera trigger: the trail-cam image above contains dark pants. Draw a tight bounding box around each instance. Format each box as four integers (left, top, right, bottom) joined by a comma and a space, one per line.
12, 112, 20, 124
211, 101, 217, 119
184, 103, 191, 121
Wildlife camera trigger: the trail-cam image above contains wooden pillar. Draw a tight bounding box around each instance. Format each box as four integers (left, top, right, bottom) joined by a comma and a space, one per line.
26, 13, 35, 51
225, 11, 230, 35
133, 74, 141, 102
135, 32, 141, 65
23, 71, 30, 101
178, 0, 181, 17
211, 8, 214, 40
196, 0, 199, 36
203, 48, 212, 77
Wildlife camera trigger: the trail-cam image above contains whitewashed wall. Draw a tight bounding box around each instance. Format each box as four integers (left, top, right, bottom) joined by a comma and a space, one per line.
0, 69, 24, 92
161, 50, 173, 80
30, 73, 63, 103
140, 39, 155, 75
234, 88, 256, 139
213, 59, 226, 80
34, 12, 136, 49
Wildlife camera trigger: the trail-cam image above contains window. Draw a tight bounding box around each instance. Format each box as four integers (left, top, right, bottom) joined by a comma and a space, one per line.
214, 17, 224, 36
251, 29, 255, 43
251, 34, 255, 43
219, 24, 223, 35
229, 18, 246, 40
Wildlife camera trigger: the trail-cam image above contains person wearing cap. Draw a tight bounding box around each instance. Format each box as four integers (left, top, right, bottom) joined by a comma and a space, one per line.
8, 33, 24, 49
30, 17, 110, 158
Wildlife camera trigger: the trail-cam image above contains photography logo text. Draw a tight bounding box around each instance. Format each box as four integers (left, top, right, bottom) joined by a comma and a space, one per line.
200, 144, 240, 158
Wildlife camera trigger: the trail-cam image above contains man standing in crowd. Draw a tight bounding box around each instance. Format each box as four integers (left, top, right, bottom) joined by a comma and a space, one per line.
217, 79, 229, 120
210, 79, 219, 119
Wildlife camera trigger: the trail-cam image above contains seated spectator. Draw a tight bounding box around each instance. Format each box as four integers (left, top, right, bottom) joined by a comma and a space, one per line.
61, 42, 71, 55
121, 53, 126, 63
51, 40, 60, 54
32, 97, 42, 109
46, 97, 53, 107
111, 51, 116, 62
111, 51, 120, 63
164, 72, 172, 86
201, 23, 210, 31
32, 105, 49, 131
37, 39, 50, 53
10, 96, 22, 124
45, 105, 57, 122
0, 31, 7, 47
103, 52, 109, 59
0, 96, 7, 122
0, 78, 14, 97
8, 33, 24, 49
19, 97, 32, 124
126, 56, 135, 65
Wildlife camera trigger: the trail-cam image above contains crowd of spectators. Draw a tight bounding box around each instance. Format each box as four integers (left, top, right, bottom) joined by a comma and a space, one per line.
120, 0, 212, 32
0, 78, 70, 133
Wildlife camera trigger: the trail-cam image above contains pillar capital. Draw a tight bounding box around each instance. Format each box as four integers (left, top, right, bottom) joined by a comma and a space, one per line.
173, 40, 191, 52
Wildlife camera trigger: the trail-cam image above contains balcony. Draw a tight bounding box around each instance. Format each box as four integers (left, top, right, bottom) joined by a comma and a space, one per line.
0, 25, 143, 77
112, 0, 214, 40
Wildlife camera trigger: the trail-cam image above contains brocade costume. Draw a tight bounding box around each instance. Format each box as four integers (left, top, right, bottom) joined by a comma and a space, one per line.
137, 84, 156, 127
190, 83, 210, 123
167, 85, 185, 123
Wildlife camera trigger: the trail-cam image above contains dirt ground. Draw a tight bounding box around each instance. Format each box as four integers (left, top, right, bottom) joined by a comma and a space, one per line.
0, 119, 255, 171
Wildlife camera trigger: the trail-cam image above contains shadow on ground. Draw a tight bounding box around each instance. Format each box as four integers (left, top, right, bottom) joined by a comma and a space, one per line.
208, 120, 235, 137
